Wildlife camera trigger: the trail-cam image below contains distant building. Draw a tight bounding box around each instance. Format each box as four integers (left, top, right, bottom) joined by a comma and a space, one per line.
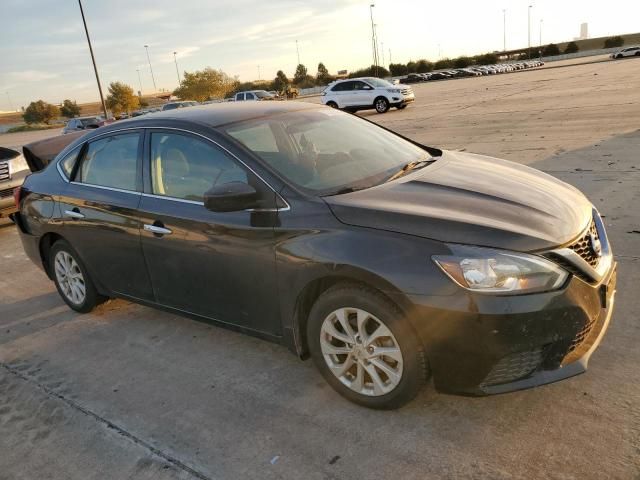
336, 70, 349, 79
579, 23, 588, 40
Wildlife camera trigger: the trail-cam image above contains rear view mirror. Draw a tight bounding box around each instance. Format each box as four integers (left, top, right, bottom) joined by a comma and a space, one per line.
204, 182, 258, 212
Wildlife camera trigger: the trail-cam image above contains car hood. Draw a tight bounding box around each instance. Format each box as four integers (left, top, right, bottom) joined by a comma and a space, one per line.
324, 150, 591, 252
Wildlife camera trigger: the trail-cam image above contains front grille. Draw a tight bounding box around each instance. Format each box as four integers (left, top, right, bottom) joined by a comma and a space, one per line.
480, 348, 544, 387
401, 88, 411, 95
0, 187, 13, 198
546, 253, 593, 283
568, 220, 600, 267
0, 161, 10, 181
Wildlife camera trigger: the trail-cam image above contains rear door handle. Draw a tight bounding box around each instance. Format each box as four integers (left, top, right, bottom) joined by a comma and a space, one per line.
144, 224, 172, 236
64, 209, 85, 220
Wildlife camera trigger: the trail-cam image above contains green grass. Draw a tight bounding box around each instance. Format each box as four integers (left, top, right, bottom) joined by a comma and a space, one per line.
5, 123, 62, 133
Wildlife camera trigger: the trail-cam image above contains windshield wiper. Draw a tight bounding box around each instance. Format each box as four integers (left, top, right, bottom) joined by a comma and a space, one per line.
385, 158, 438, 183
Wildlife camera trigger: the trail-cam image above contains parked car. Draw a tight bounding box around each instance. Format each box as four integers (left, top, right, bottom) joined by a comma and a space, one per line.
610, 46, 640, 59
427, 72, 449, 80
162, 101, 198, 111
322, 77, 414, 113
0, 147, 30, 218
14, 102, 616, 409
62, 116, 102, 134
399, 73, 424, 84
234, 90, 276, 101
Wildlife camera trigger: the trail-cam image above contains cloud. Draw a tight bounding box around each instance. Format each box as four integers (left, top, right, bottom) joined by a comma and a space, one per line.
6, 70, 58, 83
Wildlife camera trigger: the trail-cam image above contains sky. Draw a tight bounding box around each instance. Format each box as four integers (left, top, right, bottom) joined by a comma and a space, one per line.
1, 0, 639, 109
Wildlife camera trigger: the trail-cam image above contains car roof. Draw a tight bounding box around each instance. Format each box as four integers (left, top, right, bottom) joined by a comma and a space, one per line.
98, 101, 322, 130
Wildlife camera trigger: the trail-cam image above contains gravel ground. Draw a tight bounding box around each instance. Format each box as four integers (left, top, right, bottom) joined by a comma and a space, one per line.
1, 55, 639, 480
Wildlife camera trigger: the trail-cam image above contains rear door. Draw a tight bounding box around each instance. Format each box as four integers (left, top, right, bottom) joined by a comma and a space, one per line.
137, 129, 282, 335
329, 81, 351, 107
59, 130, 154, 301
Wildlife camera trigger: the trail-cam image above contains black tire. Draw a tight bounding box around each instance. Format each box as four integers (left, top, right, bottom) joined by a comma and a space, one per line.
49, 239, 106, 313
374, 97, 390, 114
326, 101, 339, 109
307, 283, 429, 409
636, 52, 640, 57
397, 104, 408, 110
616, 54, 623, 59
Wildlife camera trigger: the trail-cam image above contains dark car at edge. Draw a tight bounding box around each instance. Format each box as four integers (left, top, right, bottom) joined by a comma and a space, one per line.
13, 102, 617, 409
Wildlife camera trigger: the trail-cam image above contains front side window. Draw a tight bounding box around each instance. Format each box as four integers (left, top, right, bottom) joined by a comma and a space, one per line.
225, 108, 431, 195
77, 133, 140, 190
150, 132, 247, 202
236, 93, 245, 101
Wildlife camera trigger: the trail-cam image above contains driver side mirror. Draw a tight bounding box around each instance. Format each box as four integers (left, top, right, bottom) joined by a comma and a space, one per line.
204, 182, 258, 212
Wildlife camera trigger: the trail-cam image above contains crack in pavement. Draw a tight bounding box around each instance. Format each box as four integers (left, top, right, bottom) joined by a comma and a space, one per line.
0, 362, 213, 480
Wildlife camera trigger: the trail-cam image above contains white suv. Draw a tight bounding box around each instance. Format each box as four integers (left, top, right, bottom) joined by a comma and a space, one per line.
321, 77, 415, 114
610, 46, 640, 59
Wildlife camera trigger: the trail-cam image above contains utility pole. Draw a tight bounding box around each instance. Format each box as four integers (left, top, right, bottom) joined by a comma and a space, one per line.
136, 69, 143, 95
389, 48, 392, 65
78, 0, 107, 120
173, 51, 181, 85
503, 9, 506, 51
539, 19, 543, 47
381, 41, 385, 68
369, 4, 378, 77
257, 65, 261, 80
144, 44, 157, 91
296, 40, 300, 65
528, 5, 533, 59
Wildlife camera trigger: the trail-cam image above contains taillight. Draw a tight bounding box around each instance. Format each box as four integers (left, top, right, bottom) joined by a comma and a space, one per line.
13, 186, 23, 210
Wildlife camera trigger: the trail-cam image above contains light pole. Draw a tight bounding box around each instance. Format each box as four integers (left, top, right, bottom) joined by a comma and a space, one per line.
173, 51, 181, 85
369, 4, 378, 76
381, 41, 385, 68
257, 65, 261, 80
503, 9, 506, 51
144, 44, 157, 91
296, 40, 300, 65
136, 68, 143, 95
389, 48, 392, 65
78, 0, 107, 120
528, 5, 533, 59
438, 43, 442, 59
539, 19, 543, 47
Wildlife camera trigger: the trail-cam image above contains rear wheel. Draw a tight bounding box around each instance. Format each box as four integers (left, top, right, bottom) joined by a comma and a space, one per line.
50, 240, 105, 313
636, 51, 640, 57
307, 283, 428, 409
617, 54, 623, 59
326, 101, 338, 109
374, 97, 390, 114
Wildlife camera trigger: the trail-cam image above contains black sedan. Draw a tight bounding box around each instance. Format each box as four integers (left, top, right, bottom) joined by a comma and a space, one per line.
14, 102, 616, 409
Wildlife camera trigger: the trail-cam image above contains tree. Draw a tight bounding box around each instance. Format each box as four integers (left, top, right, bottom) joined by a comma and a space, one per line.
434, 58, 454, 69
348, 65, 390, 78
406, 61, 417, 73
542, 43, 561, 56
454, 56, 472, 68
105, 82, 139, 115
293, 64, 308, 84
389, 63, 408, 76
273, 70, 289, 92
173, 67, 236, 102
60, 99, 81, 118
23, 100, 59, 124
415, 60, 433, 73
474, 53, 498, 65
604, 36, 624, 48
316, 62, 331, 85
139, 97, 149, 108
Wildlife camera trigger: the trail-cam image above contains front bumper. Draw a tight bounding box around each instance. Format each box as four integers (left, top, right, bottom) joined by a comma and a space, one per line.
0, 170, 29, 217
406, 262, 617, 396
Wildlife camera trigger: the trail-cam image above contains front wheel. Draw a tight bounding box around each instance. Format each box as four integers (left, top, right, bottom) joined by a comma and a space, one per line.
397, 104, 408, 110
50, 240, 106, 313
326, 101, 339, 109
374, 97, 390, 114
307, 283, 428, 409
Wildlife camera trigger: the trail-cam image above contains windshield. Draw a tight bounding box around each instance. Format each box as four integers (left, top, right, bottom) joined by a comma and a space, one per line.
80, 118, 99, 126
225, 108, 431, 195
363, 77, 394, 88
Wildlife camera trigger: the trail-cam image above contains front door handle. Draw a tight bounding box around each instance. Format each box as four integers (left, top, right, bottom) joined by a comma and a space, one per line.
144, 224, 172, 236
64, 209, 85, 220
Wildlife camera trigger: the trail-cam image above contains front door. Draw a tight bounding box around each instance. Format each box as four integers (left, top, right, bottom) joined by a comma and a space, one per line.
58, 130, 154, 300
138, 130, 282, 336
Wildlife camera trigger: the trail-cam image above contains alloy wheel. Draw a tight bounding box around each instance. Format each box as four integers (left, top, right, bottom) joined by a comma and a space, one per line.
320, 307, 403, 396
54, 251, 86, 305
375, 98, 389, 113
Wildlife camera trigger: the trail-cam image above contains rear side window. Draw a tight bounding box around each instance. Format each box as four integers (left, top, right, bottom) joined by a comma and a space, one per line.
77, 133, 140, 191
332, 82, 351, 92
245, 92, 255, 100
59, 146, 82, 179
236, 93, 245, 101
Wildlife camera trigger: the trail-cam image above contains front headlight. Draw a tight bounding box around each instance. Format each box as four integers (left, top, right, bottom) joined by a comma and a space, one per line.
433, 245, 568, 294
387, 88, 402, 93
